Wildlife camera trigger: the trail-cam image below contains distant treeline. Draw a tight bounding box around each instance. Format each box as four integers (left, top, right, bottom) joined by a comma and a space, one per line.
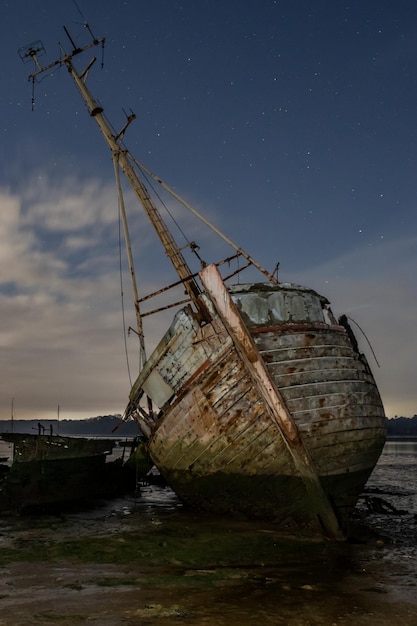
387, 415, 417, 436
0, 415, 140, 437
1, 414, 415, 438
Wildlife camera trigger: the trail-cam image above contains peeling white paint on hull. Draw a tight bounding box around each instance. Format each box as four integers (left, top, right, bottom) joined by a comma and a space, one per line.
126, 265, 386, 537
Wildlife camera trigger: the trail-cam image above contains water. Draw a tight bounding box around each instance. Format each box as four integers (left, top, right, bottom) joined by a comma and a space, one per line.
357, 439, 417, 545
0, 439, 416, 625
368, 439, 417, 501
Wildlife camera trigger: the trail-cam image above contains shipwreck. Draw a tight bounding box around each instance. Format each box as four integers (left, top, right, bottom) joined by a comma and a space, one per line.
20, 26, 386, 537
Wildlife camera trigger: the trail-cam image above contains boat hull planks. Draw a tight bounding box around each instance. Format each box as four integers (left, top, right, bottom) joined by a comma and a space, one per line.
127, 266, 386, 535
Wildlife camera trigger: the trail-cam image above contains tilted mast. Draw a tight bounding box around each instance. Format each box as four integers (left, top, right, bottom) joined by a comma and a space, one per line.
22, 33, 209, 323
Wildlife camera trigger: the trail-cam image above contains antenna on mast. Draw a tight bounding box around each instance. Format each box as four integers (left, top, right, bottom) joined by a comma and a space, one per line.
63, 26, 80, 53
18, 40, 46, 68
72, 0, 104, 67
18, 18, 106, 111
18, 40, 47, 110
73, 0, 96, 39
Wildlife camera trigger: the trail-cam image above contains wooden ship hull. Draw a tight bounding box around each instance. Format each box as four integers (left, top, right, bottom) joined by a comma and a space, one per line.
126, 266, 386, 536
0, 433, 125, 509
1, 433, 116, 462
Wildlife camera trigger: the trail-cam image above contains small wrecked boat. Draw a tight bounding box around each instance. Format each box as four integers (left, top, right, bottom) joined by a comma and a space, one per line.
0, 432, 124, 510
21, 27, 386, 536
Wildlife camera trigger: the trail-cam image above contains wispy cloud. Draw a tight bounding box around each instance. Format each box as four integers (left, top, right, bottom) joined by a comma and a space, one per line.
0, 178, 143, 422
0, 170, 230, 423
1, 175, 415, 423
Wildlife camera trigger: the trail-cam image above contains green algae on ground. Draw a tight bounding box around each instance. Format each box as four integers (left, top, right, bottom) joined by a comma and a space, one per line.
0, 502, 363, 619
1, 505, 416, 626
0, 513, 354, 603
0, 518, 328, 570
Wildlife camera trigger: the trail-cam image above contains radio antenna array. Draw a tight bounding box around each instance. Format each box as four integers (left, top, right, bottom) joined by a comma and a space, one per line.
18, 40, 46, 67
18, 25, 105, 110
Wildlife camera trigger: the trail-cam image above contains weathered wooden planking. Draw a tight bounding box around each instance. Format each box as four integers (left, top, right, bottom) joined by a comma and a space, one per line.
151, 352, 293, 476
127, 275, 385, 534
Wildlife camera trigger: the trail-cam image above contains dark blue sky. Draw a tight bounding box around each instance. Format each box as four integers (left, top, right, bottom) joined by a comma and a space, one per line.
1, 1, 416, 420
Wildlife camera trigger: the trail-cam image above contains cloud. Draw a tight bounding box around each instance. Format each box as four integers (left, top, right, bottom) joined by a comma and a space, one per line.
0, 172, 225, 422
21, 176, 118, 232
0, 179, 141, 422
1, 175, 415, 424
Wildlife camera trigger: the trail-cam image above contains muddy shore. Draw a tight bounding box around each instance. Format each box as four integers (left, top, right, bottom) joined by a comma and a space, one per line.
0, 481, 416, 626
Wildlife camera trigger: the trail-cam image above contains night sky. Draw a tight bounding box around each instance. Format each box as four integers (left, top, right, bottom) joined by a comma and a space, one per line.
1, 0, 416, 421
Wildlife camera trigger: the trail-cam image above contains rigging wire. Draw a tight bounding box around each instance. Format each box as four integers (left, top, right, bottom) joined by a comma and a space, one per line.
113, 155, 154, 420
117, 178, 133, 388
128, 152, 277, 283
347, 315, 381, 368
137, 161, 193, 251
113, 156, 148, 369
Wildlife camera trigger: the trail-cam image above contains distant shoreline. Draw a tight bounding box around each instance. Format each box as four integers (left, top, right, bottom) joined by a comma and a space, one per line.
0, 416, 140, 438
